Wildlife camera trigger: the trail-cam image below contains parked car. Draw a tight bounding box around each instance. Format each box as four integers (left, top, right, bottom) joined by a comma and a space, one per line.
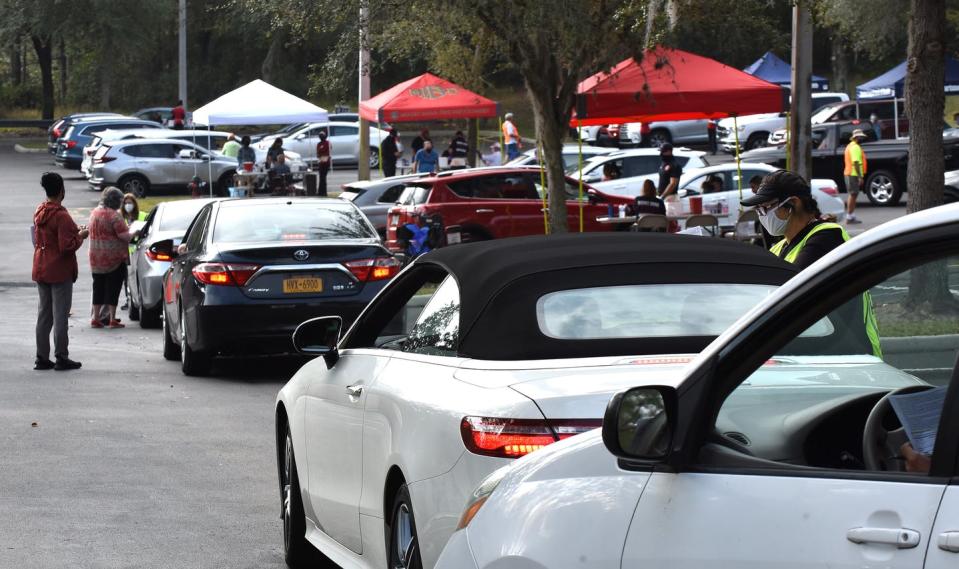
256, 121, 391, 169
55, 117, 162, 169
571, 147, 710, 198
676, 163, 845, 226
436, 202, 959, 569
127, 198, 218, 327
946, 170, 959, 203
47, 112, 124, 154
382, 167, 635, 252
133, 106, 193, 128
340, 173, 431, 237
717, 92, 850, 153
88, 138, 239, 197
275, 232, 799, 569
159, 198, 398, 375
506, 144, 616, 172
744, 120, 959, 206
581, 119, 711, 147
768, 98, 908, 145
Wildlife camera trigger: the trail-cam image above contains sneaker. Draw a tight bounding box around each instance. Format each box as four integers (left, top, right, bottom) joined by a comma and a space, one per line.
108, 320, 125, 329
847, 217, 862, 225
34, 357, 55, 371
54, 357, 82, 371
90, 319, 104, 329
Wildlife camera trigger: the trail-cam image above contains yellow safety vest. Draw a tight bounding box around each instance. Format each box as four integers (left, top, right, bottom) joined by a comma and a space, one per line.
771, 223, 882, 357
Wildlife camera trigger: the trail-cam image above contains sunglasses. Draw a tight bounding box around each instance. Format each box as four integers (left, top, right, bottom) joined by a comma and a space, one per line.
754, 201, 783, 216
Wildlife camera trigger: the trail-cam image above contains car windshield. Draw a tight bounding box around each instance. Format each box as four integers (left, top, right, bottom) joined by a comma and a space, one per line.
157, 203, 208, 232
212, 203, 375, 243
811, 103, 842, 124
537, 283, 793, 339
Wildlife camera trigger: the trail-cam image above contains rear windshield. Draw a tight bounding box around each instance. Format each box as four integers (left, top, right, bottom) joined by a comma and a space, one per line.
398, 186, 431, 206
157, 202, 208, 232
537, 283, 779, 339
340, 189, 363, 201
212, 203, 375, 242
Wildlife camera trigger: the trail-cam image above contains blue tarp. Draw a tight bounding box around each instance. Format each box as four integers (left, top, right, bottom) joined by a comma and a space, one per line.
743, 51, 829, 91
856, 57, 959, 99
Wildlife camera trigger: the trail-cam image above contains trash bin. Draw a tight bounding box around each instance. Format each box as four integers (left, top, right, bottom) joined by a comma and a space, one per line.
304, 172, 318, 196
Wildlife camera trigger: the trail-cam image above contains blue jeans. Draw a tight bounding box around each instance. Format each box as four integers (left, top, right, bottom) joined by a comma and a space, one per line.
506, 143, 519, 160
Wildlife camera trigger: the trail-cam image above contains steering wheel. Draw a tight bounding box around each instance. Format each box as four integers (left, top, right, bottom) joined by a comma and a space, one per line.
862, 385, 935, 471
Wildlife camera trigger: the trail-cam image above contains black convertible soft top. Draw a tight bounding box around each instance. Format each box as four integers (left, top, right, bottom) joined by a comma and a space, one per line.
416, 233, 797, 361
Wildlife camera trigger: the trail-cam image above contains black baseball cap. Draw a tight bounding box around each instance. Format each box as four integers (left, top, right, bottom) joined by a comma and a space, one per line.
740, 169, 811, 207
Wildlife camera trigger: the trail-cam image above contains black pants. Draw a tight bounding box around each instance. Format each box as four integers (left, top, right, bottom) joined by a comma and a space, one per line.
92, 265, 127, 306
383, 160, 397, 178
318, 165, 329, 197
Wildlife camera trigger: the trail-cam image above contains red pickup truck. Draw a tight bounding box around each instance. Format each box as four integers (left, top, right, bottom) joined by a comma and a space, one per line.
384, 167, 636, 252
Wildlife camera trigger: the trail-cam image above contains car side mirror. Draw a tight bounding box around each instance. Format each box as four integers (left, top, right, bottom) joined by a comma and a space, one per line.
150, 238, 178, 261
602, 385, 677, 462
292, 316, 343, 368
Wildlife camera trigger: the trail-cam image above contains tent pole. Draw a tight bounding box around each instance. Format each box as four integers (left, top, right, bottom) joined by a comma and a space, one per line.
734, 115, 743, 207
894, 97, 899, 139
498, 116, 505, 163
208, 130, 213, 197
538, 143, 549, 235
377, 127, 383, 177
785, 112, 791, 171
578, 120, 583, 233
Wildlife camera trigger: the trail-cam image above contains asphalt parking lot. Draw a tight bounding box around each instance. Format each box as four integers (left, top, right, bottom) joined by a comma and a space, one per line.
0, 140, 907, 568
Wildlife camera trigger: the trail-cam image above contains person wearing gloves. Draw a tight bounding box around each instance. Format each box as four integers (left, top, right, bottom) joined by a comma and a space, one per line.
741, 169, 881, 357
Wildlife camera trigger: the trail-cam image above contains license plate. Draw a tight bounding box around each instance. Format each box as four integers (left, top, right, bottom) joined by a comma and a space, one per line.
446, 232, 461, 245
282, 277, 323, 294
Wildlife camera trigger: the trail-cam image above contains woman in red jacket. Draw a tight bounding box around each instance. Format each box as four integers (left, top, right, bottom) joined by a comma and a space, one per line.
33, 172, 88, 371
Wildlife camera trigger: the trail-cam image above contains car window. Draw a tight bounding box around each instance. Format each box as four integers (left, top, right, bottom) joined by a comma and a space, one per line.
378, 185, 405, 204
622, 156, 660, 178
340, 190, 362, 202
811, 129, 827, 149
537, 283, 777, 340
183, 207, 211, 252
448, 175, 539, 200
123, 143, 175, 158
684, 155, 709, 169
330, 125, 358, 137
733, 169, 769, 188
212, 203, 375, 242
682, 175, 707, 191
838, 122, 876, 146
307, 126, 328, 137
811, 96, 843, 111
157, 203, 208, 232
402, 275, 461, 356
711, 255, 959, 475
398, 186, 431, 206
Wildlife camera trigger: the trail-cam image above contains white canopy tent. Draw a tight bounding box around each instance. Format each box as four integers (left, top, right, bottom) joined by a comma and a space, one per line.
192, 79, 329, 125
190, 79, 329, 196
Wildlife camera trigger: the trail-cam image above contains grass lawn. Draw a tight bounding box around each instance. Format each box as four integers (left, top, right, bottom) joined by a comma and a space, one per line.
875, 302, 959, 337
137, 195, 193, 214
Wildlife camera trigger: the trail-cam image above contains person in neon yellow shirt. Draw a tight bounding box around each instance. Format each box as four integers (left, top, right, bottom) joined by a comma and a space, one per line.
843, 129, 868, 224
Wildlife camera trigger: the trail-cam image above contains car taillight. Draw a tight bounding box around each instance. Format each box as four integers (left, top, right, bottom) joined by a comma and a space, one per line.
66, 140, 77, 149
820, 187, 838, 196
344, 257, 402, 282
146, 248, 173, 262
460, 417, 602, 458
52, 128, 62, 138
191, 262, 260, 286
94, 155, 116, 164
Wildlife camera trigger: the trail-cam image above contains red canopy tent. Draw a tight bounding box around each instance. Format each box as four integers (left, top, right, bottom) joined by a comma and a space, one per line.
360, 72, 499, 123
573, 47, 787, 125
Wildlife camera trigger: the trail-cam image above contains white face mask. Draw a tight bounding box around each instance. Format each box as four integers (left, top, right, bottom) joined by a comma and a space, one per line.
758, 202, 790, 236
124, 203, 135, 213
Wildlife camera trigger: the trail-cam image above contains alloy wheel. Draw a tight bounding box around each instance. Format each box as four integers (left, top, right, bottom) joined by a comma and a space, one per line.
392, 503, 417, 568
283, 432, 294, 552
868, 174, 894, 204
179, 309, 187, 365
124, 177, 146, 198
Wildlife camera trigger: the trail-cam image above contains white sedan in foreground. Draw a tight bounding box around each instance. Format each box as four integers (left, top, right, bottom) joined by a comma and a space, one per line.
677, 162, 845, 226
438, 203, 959, 569
275, 232, 799, 569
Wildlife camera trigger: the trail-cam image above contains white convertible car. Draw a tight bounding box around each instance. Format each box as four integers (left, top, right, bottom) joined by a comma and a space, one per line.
275, 232, 799, 569
437, 204, 959, 569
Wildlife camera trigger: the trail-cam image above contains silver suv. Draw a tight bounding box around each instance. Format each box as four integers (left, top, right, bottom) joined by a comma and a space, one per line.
89, 138, 238, 198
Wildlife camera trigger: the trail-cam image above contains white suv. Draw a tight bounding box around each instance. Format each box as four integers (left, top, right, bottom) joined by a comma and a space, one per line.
572, 148, 709, 198
718, 92, 849, 152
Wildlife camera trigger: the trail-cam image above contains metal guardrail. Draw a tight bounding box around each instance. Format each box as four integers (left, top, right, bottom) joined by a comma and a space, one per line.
0, 119, 53, 129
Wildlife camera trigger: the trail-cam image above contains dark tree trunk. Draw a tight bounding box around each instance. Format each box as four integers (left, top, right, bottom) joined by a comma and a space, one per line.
58, 35, 67, 99
31, 34, 54, 120
99, 34, 112, 109
830, 33, 849, 95
262, 31, 285, 83
904, 0, 954, 311
10, 41, 23, 85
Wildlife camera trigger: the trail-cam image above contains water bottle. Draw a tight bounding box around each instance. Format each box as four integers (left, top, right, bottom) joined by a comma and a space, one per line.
618, 204, 627, 218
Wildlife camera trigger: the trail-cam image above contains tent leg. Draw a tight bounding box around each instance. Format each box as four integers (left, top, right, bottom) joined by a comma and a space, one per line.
578, 120, 583, 233
894, 98, 899, 139
784, 112, 790, 171
734, 115, 743, 209
208, 132, 213, 197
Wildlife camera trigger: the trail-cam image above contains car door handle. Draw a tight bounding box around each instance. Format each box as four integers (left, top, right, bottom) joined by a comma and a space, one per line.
847, 527, 920, 549
345, 384, 363, 398
475, 209, 495, 214
939, 531, 959, 553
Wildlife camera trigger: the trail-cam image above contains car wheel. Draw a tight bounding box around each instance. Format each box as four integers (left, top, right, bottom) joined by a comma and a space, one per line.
162, 309, 180, 361
648, 129, 672, 147
745, 133, 768, 151
386, 485, 423, 569
216, 172, 233, 197
139, 293, 161, 329
179, 307, 211, 376
945, 185, 959, 204
864, 170, 902, 206
281, 429, 328, 568
369, 147, 380, 169
119, 174, 150, 198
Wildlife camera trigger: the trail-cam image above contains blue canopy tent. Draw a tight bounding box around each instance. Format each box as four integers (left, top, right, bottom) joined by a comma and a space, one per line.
856, 56, 959, 138
743, 51, 829, 91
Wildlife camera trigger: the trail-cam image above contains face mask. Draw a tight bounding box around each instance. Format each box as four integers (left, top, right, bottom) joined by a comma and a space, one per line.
759, 202, 790, 236
124, 203, 135, 213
